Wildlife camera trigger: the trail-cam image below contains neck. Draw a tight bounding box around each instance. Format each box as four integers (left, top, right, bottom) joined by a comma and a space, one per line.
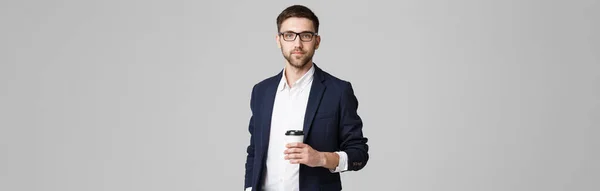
284, 61, 313, 88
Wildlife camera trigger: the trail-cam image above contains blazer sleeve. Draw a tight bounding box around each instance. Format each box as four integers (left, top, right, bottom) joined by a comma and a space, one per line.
244, 85, 257, 189
339, 82, 369, 171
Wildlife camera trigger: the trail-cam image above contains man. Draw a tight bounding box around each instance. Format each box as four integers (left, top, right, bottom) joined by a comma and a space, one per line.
244, 5, 369, 191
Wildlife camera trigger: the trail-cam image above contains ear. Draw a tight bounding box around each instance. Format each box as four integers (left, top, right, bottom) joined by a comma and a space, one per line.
314, 35, 321, 50
276, 34, 281, 49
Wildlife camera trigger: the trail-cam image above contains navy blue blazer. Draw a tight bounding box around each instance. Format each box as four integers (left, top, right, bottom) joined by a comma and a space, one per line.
244, 64, 369, 191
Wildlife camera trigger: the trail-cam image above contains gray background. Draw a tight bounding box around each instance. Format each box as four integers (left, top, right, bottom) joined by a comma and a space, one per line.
1, 0, 599, 190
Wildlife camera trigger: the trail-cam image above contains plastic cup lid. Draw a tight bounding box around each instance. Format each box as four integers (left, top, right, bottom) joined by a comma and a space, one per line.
285, 130, 304, 136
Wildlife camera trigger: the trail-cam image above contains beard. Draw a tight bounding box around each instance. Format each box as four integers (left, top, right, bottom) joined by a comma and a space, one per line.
283, 49, 313, 69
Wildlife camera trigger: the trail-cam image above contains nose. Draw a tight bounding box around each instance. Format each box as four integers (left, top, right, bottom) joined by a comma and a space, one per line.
293, 36, 303, 49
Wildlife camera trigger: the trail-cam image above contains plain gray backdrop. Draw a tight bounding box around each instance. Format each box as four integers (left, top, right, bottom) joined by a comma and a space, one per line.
1, 0, 599, 190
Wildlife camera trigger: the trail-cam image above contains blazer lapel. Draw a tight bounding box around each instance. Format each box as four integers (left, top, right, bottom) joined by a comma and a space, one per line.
260, 71, 282, 157
303, 64, 326, 142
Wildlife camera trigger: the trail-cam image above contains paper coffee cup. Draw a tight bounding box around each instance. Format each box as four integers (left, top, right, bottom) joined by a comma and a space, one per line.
285, 130, 304, 144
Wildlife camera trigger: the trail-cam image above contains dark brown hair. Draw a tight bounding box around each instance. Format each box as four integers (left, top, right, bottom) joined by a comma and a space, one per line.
276, 5, 320, 33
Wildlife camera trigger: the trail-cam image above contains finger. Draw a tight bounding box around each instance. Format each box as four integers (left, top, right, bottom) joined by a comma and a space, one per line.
297, 158, 307, 165
284, 153, 303, 160
286, 142, 306, 148
303, 146, 310, 152
290, 158, 307, 164
284, 148, 303, 154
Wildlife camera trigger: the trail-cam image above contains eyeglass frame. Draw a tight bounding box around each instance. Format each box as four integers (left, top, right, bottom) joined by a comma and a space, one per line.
278, 31, 319, 42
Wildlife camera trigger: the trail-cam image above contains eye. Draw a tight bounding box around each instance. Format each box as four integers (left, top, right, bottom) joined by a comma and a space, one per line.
284, 33, 295, 38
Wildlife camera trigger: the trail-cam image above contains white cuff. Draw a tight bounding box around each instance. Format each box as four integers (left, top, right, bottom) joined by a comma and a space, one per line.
329, 151, 348, 173
245, 187, 252, 191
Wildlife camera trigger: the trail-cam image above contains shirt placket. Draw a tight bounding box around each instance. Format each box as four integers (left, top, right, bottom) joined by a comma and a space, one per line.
284, 85, 299, 191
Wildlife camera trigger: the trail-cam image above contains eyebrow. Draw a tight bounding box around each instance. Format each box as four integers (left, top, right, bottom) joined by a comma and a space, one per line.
280, 30, 316, 33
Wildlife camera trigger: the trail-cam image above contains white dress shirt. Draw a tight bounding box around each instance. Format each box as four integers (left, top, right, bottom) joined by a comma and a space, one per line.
246, 64, 348, 191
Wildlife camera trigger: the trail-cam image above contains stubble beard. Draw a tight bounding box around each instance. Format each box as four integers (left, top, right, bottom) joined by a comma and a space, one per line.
284, 50, 313, 69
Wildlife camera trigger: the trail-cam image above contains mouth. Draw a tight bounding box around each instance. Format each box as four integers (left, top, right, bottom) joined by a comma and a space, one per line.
292, 51, 304, 55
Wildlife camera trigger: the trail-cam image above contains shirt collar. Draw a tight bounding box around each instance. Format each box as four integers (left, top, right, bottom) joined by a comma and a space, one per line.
277, 64, 315, 91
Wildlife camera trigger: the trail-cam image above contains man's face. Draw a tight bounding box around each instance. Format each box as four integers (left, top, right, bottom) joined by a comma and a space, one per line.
277, 17, 321, 69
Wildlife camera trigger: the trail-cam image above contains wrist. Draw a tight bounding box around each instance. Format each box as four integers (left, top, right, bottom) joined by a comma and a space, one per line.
320, 152, 339, 169
319, 152, 328, 167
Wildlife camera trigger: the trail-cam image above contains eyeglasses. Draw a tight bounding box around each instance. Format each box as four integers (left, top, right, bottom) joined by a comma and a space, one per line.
279, 31, 318, 42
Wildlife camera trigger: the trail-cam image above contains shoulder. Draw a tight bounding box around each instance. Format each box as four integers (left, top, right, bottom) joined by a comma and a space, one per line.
250, 70, 283, 94
317, 67, 361, 107
318, 66, 353, 93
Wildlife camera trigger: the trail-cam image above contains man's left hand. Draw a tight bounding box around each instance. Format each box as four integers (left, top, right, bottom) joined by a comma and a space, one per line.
284, 142, 326, 167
